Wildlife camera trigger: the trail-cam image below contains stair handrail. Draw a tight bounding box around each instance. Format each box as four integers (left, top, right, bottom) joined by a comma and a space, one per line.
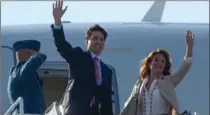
4, 97, 24, 115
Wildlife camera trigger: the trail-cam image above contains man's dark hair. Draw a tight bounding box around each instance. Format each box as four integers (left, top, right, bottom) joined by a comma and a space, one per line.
85, 24, 108, 40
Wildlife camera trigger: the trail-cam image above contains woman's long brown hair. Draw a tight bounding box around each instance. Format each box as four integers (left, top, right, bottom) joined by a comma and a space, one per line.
140, 49, 172, 80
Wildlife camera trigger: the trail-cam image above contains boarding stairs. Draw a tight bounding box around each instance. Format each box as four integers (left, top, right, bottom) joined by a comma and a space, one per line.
3, 97, 44, 115
4, 96, 198, 115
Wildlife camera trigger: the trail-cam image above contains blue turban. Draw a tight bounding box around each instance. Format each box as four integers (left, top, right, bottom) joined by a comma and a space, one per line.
13, 40, 41, 52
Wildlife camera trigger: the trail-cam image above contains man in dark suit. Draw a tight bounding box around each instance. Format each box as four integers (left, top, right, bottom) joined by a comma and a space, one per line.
51, 1, 113, 115
7, 40, 47, 114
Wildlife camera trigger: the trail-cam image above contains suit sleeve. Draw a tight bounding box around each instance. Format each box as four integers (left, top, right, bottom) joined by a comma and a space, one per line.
51, 24, 83, 63
101, 70, 113, 115
20, 53, 46, 80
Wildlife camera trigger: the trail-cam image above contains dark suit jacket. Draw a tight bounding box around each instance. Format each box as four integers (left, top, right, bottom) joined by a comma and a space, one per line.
51, 24, 113, 115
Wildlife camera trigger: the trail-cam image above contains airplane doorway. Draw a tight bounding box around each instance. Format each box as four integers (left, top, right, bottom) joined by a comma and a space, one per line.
38, 61, 69, 108
42, 74, 68, 108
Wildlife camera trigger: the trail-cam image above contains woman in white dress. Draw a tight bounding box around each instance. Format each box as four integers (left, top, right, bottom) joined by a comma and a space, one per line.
120, 30, 194, 115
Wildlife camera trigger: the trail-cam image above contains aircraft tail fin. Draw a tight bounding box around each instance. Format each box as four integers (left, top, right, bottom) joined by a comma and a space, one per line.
141, 0, 166, 23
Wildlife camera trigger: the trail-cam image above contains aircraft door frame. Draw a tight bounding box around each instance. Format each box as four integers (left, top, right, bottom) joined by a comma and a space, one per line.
1, 46, 17, 65
1, 45, 16, 114
107, 64, 120, 115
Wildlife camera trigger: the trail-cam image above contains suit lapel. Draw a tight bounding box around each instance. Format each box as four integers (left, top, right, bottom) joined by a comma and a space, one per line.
139, 78, 148, 96
100, 61, 106, 85
86, 51, 94, 63
85, 51, 97, 85
137, 78, 147, 112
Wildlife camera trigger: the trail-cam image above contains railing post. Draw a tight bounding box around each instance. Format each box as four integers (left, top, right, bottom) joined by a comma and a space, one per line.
19, 97, 24, 115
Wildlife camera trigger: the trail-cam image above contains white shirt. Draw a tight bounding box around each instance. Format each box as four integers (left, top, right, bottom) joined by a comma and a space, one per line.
90, 52, 102, 86
142, 78, 170, 115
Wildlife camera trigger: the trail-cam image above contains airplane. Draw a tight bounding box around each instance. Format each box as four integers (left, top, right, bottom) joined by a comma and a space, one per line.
1, 1, 208, 115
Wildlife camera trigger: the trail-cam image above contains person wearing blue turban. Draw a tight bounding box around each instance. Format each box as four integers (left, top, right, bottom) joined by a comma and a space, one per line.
7, 40, 47, 114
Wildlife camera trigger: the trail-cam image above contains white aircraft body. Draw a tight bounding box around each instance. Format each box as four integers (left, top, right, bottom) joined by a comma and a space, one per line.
1, 1, 208, 115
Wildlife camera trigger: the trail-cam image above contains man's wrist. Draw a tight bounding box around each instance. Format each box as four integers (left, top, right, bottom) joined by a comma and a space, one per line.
54, 19, 62, 26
